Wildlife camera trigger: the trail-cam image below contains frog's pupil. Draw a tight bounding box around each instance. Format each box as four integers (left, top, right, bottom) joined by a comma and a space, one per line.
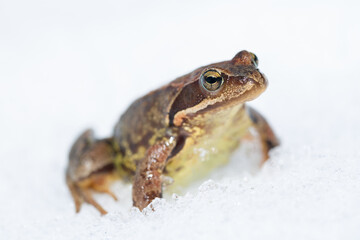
205, 76, 220, 84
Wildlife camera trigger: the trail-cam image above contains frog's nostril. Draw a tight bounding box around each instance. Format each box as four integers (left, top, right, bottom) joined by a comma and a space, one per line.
246, 78, 256, 84
243, 78, 258, 87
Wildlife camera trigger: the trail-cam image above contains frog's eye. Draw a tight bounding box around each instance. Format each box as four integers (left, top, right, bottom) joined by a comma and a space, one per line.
200, 69, 224, 92
250, 52, 258, 67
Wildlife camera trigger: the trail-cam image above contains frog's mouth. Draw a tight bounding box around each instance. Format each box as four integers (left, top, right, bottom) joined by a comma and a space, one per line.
193, 78, 265, 115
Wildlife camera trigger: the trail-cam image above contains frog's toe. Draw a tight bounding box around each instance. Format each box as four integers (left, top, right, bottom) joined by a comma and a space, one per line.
66, 174, 108, 215
66, 175, 84, 213
81, 188, 108, 215
100, 189, 118, 201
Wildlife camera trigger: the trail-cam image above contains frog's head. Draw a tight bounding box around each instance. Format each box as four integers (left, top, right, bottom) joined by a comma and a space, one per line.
169, 50, 268, 127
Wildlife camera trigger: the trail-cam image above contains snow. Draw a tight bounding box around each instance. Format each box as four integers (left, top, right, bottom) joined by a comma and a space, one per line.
1, 0, 360, 239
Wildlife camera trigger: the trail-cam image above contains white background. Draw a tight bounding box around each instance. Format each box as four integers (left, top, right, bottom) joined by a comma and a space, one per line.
1, 0, 359, 239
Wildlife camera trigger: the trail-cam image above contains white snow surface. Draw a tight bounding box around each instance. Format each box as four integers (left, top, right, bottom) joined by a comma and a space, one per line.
1, 1, 360, 239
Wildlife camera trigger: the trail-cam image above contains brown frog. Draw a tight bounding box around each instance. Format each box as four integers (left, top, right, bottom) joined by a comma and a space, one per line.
66, 50, 279, 215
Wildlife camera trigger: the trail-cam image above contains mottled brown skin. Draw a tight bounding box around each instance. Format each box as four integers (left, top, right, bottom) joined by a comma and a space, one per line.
66, 50, 279, 214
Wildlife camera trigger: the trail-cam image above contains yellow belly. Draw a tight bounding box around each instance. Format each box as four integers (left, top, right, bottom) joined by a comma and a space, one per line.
165, 105, 252, 190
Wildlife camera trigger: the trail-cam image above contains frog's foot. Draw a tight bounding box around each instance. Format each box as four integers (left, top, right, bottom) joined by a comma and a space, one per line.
66, 171, 117, 215
247, 107, 280, 162
66, 129, 118, 215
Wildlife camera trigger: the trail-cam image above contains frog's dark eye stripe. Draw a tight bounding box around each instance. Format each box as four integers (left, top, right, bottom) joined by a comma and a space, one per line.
201, 69, 224, 92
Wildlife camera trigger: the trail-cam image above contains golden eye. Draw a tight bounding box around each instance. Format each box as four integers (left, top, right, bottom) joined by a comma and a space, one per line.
200, 69, 224, 92
250, 52, 258, 67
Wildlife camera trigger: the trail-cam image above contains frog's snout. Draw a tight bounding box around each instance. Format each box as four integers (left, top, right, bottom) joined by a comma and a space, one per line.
241, 71, 268, 92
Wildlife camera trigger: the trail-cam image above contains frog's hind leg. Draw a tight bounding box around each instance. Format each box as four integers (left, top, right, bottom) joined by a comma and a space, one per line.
66, 129, 118, 215
247, 106, 280, 163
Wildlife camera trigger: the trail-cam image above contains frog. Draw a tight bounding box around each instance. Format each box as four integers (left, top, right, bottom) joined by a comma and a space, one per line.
66, 50, 279, 215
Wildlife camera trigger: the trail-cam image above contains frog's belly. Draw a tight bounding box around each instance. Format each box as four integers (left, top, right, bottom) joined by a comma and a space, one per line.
164, 132, 243, 190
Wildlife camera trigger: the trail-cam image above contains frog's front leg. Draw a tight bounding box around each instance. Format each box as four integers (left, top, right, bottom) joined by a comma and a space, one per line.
247, 106, 280, 162
66, 129, 118, 215
132, 138, 176, 210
